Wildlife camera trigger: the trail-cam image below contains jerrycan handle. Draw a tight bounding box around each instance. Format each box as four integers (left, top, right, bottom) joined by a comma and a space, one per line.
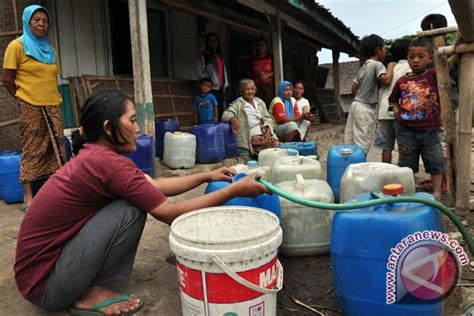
211, 254, 283, 294
232, 172, 248, 183
295, 174, 308, 189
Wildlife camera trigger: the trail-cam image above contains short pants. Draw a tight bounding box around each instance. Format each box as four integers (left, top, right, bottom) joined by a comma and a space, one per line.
374, 119, 399, 150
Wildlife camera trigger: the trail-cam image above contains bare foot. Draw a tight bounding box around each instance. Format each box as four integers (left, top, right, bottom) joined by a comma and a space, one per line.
73, 286, 141, 315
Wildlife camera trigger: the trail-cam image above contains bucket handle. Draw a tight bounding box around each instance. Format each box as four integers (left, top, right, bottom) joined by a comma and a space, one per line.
211, 254, 283, 294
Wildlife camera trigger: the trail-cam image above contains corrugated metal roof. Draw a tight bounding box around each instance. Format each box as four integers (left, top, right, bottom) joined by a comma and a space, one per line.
321, 61, 360, 95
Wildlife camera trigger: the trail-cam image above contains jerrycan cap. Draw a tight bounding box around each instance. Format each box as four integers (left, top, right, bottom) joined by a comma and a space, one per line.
173, 131, 183, 136
340, 148, 352, 155
288, 149, 298, 156
247, 160, 258, 168
383, 184, 404, 196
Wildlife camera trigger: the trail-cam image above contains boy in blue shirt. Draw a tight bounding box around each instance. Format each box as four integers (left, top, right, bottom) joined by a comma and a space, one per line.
193, 78, 218, 124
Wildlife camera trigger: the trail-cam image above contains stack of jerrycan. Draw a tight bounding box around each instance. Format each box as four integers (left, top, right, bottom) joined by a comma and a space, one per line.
278, 141, 318, 156
191, 124, 225, 164
257, 148, 294, 182
327, 144, 365, 202
0, 151, 23, 203
204, 172, 281, 220
123, 135, 154, 176
155, 119, 179, 159
331, 184, 444, 315
340, 162, 416, 202
275, 174, 334, 256
272, 155, 322, 184
217, 122, 237, 158
163, 132, 196, 169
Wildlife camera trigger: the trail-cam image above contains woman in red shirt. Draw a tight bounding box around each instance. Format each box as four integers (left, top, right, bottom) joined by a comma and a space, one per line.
249, 38, 274, 106
15, 90, 268, 315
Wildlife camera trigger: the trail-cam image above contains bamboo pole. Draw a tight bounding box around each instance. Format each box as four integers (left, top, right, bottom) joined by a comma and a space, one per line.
455, 52, 474, 212
438, 43, 474, 56
417, 26, 458, 37
432, 35, 457, 201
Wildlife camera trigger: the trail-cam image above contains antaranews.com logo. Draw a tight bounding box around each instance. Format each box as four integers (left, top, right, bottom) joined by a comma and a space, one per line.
386, 230, 469, 304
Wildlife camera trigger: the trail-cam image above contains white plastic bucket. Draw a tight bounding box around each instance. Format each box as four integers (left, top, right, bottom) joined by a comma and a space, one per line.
169, 206, 283, 316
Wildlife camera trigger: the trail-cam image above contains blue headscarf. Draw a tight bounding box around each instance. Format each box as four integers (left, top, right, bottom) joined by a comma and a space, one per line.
278, 80, 294, 118
19, 5, 56, 64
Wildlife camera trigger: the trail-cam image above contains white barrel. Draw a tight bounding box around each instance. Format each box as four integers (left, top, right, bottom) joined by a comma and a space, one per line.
169, 206, 283, 315
163, 132, 196, 169
272, 156, 323, 184
276, 174, 334, 256
340, 162, 415, 202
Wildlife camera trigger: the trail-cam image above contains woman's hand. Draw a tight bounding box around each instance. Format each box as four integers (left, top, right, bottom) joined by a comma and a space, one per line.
229, 117, 240, 133
229, 173, 271, 197
303, 112, 316, 122
207, 167, 236, 182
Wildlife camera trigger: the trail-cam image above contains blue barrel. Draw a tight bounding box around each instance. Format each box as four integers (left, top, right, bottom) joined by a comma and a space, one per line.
217, 122, 237, 158
327, 145, 365, 202
123, 135, 154, 176
331, 192, 444, 315
204, 173, 281, 220
0, 151, 23, 203
278, 141, 318, 156
191, 124, 225, 164
156, 119, 179, 159
64, 136, 72, 161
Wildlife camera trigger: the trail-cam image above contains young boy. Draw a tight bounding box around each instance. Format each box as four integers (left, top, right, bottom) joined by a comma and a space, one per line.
344, 34, 396, 154
193, 78, 218, 124
374, 39, 411, 163
389, 38, 444, 200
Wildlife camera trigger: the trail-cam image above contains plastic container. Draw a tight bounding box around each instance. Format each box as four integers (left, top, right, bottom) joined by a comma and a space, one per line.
169, 206, 283, 316
278, 141, 318, 156
123, 135, 154, 176
331, 191, 444, 315
155, 119, 179, 159
191, 124, 225, 164
64, 136, 72, 161
258, 148, 291, 181
276, 174, 334, 256
272, 156, 323, 184
340, 162, 416, 202
163, 132, 196, 169
204, 173, 281, 220
247, 160, 271, 180
217, 122, 237, 158
327, 144, 366, 202
0, 151, 23, 203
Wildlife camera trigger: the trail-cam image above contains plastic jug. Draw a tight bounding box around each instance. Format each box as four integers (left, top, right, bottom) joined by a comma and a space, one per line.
123, 135, 154, 176
0, 151, 23, 203
217, 122, 237, 158
340, 162, 415, 202
191, 124, 225, 164
276, 174, 334, 256
257, 148, 293, 182
204, 173, 281, 220
163, 132, 196, 169
331, 189, 444, 315
278, 141, 318, 156
327, 144, 366, 202
246, 160, 270, 180
155, 119, 179, 158
272, 156, 323, 184
64, 136, 72, 161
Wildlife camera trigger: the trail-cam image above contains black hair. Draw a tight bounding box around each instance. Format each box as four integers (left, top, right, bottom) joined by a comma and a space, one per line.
72, 90, 131, 155
390, 39, 410, 61
204, 32, 220, 53
421, 14, 447, 31
199, 77, 212, 85
255, 37, 268, 45
409, 37, 433, 55
360, 34, 385, 59
294, 80, 305, 87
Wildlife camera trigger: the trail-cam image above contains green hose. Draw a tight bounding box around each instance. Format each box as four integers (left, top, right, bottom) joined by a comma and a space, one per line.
258, 178, 474, 256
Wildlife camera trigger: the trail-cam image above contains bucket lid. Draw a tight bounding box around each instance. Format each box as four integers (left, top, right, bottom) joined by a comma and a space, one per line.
247, 160, 258, 168
383, 184, 404, 196
340, 148, 352, 155
169, 206, 282, 263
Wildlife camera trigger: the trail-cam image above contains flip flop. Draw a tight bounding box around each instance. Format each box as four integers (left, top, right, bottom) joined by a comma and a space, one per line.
418, 180, 433, 192
19, 204, 29, 213
69, 294, 144, 315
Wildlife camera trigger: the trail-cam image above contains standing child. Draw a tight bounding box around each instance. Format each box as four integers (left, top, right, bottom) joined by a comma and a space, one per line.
344, 34, 396, 155
193, 78, 218, 125
374, 39, 411, 163
389, 38, 444, 200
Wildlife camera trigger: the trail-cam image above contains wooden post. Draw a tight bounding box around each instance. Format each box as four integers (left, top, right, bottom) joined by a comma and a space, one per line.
332, 50, 341, 116
271, 9, 283, 92
129, 0, 155, 138
432, 35, 457, 201
456, 52, 474, 212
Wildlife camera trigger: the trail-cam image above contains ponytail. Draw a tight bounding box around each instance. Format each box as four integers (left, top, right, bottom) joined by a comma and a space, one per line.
71, 129, 87, 155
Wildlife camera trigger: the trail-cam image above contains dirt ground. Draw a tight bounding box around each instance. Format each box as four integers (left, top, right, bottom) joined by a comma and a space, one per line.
0, 123, 473, 315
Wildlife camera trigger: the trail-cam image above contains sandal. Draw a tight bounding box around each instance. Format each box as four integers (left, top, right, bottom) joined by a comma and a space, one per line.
417, 179, 433, 192
69, 294, 144, 315
19, 204, 29, 213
